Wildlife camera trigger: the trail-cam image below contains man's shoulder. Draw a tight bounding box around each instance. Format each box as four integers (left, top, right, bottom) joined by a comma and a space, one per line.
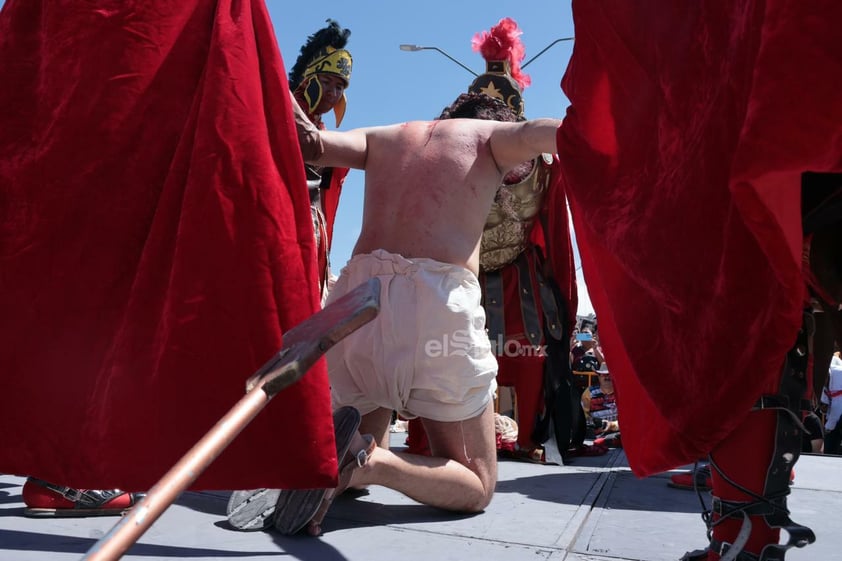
366, 120, 432, 138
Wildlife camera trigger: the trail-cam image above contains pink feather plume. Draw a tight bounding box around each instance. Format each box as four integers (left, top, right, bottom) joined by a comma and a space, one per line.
471, 17, 531, 89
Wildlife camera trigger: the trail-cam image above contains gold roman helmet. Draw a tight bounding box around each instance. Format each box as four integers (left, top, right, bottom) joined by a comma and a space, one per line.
468, 17, 531, 118
289, 20, 353, 127
301, 46, 352, 126
468, 60, 524, 118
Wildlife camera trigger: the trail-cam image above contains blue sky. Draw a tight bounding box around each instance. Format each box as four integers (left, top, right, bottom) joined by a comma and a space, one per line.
269, 1, 593, 315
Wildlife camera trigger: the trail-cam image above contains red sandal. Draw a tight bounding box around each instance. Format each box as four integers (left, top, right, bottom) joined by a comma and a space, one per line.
22, 477, 143, 517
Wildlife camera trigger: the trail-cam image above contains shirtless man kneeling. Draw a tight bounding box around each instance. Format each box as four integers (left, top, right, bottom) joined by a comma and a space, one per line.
291, 93, 561, 534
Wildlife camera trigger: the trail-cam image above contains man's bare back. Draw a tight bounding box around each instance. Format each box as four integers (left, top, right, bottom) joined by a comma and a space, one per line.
284, 96, 563, 530
300, 112, 561, 274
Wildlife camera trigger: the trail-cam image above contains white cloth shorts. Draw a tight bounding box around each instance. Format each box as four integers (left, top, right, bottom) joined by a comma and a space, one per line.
326, 249, 498, 422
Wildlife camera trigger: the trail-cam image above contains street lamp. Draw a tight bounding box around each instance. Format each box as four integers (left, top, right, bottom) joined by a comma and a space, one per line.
521, 37, 575, 69
399, 44, 478, 76
400, 36, 574, 75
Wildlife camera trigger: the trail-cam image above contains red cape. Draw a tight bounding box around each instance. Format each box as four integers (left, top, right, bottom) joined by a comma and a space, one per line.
558, 0, 842, 476
0, 0, 337, 490
323, 167, 349, 254
539, 156, 578, 332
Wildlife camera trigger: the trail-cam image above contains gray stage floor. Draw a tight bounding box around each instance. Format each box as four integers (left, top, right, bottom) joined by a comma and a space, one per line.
1, 435, 839, 561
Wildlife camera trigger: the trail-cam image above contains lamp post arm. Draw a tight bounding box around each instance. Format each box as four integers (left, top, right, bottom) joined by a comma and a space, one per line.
428, 47, 478, 76
521, 37, 575, 69
399, 44, 477, 76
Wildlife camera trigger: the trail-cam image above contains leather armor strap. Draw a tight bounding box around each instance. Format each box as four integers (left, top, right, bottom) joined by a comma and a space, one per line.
481, 247, 565, 346
680, 549, 714, 561
308, 178, 322, 206
712, 495, 788, 518
538, 278, 563, 341
710, 516, 815, 561
482, 271, 505, 345
319, 166, 334, 190
515, 252, 543, 347
709, 493, 814, 560
532, 250, 564, 341
711, 537, 759, 561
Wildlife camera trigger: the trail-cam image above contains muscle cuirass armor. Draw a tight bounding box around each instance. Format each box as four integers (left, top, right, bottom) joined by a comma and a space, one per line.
480, 153, 553, 272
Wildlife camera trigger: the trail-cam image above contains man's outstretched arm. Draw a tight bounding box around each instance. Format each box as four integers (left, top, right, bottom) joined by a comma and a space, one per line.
489, 118, 562, 173
290, 90, 368, 169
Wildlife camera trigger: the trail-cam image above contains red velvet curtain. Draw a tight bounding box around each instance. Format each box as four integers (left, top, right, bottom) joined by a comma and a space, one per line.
559, 0, 842, 476
0, 0, 336, 490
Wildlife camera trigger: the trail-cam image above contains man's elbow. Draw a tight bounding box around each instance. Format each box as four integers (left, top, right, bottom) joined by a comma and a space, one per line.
298, 129, 325, 163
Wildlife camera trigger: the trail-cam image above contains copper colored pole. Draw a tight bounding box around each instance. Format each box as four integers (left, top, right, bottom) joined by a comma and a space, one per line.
82, 277, 379, 560
82, 388, 269, 561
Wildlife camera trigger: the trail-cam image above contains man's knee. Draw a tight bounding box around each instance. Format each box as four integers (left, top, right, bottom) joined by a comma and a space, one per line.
464, 466, 497, 512
476, 485, 496, 511
459, 481, 495, 513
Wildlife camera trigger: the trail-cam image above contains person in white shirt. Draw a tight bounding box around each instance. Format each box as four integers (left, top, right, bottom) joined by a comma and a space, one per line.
820, 351, 842, 454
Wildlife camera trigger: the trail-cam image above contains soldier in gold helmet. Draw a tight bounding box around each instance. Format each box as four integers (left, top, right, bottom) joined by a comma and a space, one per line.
288, 20, 353, 303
